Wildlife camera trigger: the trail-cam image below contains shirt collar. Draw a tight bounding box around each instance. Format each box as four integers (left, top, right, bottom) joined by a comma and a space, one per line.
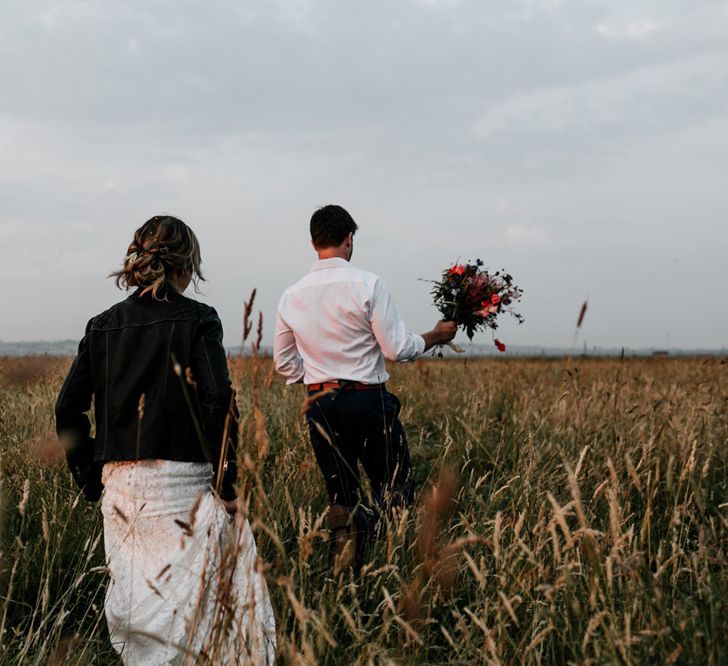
311, 257, 350, 272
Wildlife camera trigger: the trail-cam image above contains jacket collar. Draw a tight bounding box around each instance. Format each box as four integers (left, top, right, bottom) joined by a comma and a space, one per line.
130, 285, 185, 302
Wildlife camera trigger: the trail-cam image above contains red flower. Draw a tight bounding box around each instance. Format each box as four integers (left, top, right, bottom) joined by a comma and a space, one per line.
448, 264, 465, 276
490, 293, 501, 305
494, 338, 506, 353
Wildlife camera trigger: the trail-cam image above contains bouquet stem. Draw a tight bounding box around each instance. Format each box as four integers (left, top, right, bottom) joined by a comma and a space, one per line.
447, 341, 465, 353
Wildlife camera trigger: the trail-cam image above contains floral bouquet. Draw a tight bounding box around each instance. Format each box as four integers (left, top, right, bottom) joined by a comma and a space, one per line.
429, 259, 523, 353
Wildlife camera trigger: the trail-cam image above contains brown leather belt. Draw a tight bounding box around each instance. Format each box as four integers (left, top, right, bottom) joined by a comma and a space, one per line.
307, 381, 386, 392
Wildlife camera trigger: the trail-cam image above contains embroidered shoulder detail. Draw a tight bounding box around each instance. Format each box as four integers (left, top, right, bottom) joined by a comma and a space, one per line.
89, 296, 213, 331
90, 306, 118, 331
169, 298, 213, 321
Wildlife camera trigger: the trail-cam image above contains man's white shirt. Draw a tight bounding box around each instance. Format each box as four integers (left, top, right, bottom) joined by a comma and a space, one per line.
274, 257, 426, 385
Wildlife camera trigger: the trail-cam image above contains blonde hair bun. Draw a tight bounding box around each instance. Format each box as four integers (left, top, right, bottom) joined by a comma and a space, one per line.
111, 216, 204, 299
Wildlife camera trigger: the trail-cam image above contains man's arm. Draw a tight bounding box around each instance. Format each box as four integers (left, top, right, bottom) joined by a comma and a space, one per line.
370, 278, 427, 361
370, 278, 456, 359
421, 321, 458, 352
273, 309, 305, 383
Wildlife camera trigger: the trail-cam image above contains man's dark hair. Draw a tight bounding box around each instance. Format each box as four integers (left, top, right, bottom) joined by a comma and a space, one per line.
310, 205, 358, 249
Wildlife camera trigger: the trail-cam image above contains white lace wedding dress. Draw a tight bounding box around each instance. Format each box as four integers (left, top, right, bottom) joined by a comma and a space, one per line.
101, 460, 276, 665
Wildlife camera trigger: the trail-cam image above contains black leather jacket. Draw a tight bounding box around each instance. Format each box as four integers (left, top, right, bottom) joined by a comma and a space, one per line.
55, 287, 238, 501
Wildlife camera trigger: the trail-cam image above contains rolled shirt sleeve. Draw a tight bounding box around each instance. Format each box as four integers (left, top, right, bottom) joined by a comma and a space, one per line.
370, 278, 426, 362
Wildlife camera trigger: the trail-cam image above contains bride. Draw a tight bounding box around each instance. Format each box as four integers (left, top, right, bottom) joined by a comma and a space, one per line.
55, 215, 275, 664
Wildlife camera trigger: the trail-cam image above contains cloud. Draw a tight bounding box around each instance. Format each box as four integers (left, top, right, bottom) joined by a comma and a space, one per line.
596, 18, 662, 40
274, 0, 316, 29
505, 225, 550, 247
40, 11, 57, 31
413, 0, 461, 10
472, 52, 728, 139
1, 0, 727, 348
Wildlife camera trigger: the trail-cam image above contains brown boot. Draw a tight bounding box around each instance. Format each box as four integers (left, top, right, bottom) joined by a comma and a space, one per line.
328, 505, 356, 574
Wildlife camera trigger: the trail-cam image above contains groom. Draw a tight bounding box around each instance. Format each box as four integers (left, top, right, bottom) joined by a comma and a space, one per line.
273, 204, 456, 568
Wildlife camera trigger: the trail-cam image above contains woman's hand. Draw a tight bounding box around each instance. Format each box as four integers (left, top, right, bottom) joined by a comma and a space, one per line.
219, 497, 240, 516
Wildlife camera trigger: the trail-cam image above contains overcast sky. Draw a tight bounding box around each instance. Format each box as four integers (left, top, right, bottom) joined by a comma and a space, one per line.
1, 0, 727, 350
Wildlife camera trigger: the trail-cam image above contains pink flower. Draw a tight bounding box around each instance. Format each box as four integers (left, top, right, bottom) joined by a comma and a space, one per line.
471, 274, 490, 289
475, 305, 498, 318
481, 300, 498, 312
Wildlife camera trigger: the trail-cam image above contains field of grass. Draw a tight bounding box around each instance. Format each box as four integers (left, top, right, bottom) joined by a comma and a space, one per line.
0, 354, 726, 665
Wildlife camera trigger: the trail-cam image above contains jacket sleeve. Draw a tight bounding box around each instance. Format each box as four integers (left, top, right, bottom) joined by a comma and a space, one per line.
55, 320, 104, 502
191, 309, 238, 500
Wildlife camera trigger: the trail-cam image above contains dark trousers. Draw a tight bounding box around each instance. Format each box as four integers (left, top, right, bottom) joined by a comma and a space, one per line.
306, 387, 414, 536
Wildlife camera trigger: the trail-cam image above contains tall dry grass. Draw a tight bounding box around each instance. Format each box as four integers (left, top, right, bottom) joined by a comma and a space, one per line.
1, 353, 726, 664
